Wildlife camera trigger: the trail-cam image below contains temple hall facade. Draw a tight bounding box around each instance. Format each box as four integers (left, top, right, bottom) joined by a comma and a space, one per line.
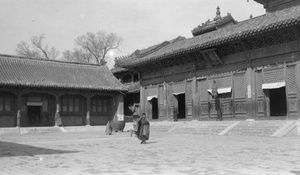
0, 54, 126, 127
115, 0, 300, 121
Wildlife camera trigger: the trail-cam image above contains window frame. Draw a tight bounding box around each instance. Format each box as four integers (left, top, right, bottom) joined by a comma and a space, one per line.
60, 96, 84, 116
90, 96, 109, 115
0, 94, 14, 115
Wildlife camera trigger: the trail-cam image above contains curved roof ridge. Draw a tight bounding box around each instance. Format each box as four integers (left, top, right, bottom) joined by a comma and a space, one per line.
0, 54, 105, 68
117, 4, 300, 67
0, 54, 127, 91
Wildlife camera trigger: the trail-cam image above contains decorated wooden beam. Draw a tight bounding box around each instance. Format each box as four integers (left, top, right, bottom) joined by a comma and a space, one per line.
200, 49, 223, 66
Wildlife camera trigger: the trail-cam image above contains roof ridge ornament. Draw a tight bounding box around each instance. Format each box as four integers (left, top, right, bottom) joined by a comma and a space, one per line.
214, 6, 222, 21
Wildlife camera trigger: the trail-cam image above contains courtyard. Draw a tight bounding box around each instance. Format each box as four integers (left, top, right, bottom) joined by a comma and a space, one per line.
0, 130, 299, 175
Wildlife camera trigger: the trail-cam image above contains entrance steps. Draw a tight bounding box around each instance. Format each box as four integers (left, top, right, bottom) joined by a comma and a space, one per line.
171, 121, 235, 135
150, 122, 182, 133
19, 126, 66, 134
166, 120, 299, 137
225, 120, 292, 136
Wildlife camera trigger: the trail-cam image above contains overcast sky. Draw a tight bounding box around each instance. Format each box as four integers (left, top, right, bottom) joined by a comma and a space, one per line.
0, 0, 265, 68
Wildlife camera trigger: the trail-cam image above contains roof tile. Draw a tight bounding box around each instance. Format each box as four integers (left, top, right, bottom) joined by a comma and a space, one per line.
0, 55, 127, 91
116, 5, 300, 68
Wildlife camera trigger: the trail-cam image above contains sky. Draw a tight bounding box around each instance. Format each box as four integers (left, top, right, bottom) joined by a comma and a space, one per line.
0, 0, 266, 69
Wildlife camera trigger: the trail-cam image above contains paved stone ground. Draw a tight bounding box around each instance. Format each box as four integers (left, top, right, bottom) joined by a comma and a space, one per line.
0, 131, 300, 175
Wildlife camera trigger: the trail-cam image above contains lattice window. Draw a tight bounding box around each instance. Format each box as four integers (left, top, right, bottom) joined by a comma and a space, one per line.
263, 68, 284, 84
256, 70, 263, 96
234, 73, 246, 98
287, 65, 297, 94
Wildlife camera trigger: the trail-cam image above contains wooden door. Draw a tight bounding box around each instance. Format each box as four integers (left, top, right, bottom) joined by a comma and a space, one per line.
255, 70, 265, 117
197, 79, 209, 119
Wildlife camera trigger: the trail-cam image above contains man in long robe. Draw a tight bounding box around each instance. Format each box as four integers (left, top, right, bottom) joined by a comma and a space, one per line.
137, 113, 150, 144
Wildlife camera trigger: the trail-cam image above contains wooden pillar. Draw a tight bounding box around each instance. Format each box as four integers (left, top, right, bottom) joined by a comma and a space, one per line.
191, 77, 197, 120
140, 86, 145, 113
246, 67, 254, 119
115, 93, 124, 121
54, 95, 61, 126
86, 96, 91, 126
16, 93, 22, 127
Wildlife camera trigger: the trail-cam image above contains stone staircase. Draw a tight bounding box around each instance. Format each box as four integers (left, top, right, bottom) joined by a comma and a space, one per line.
171, 121, 235, 135
150, 122, 181, 133
225, 120, 291, 136
20, 127, 66, 134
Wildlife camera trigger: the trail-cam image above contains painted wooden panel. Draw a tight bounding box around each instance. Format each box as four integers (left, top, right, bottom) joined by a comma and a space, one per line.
187, 101, 192, 116
257, 98, 265, 117
166, 83, 174, 120
200, 103, 209, 116
147, 86, 158, 96
0, 116, 14, 127
173, 82, 185, 93
197, 79, 209, 118
159, 105, 164, 118
234, 100, 247, 114
164, 63, 194, 76
158, 85, 165, 117
186, 81, 192, 117
222, 100, 232, 116
288, 98, 298, 112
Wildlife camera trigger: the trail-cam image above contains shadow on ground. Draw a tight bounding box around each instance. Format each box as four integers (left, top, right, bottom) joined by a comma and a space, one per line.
0, 141, 79, 158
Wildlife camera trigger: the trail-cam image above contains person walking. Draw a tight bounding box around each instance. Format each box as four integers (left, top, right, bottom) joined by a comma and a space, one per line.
137, 113, 150, 144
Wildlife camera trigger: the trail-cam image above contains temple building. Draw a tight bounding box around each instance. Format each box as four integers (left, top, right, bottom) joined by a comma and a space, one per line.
111, 67, 140, 121
0, 54, 126, 127
115, 0, 300, 121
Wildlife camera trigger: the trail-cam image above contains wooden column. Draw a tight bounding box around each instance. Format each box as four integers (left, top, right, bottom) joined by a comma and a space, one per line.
16, 93, 22, 127
246, 67, 254, 119
86, 96, 91, 126
140, 86, 145, 114
54, 95, 61, 126
191, 77, 197, 120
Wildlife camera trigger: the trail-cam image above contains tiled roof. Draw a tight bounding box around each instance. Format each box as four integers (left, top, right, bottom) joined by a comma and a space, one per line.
0, 54, 127, 91
115, 36, 185, 63
192, 13, 237, 36
110, 67, 129, 74
116, 5, 300, 68
128, 82, 140, 93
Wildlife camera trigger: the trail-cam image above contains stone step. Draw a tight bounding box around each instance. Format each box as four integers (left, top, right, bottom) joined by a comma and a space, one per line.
225, 121, 290, 136
21, 127, 65, 134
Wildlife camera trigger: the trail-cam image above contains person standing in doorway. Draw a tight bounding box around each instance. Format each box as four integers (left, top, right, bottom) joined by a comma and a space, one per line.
215, 95, 223, 121
137, 113, 150, 144
212, 80, 223, 121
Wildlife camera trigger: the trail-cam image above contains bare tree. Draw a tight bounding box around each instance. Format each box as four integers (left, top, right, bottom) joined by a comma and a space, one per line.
15, 34, 59, 59
63, 31, 122, 65
63, 48, 93, 63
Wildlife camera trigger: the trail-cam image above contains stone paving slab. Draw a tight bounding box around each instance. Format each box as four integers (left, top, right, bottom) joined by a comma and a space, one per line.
0, 131, 300, 175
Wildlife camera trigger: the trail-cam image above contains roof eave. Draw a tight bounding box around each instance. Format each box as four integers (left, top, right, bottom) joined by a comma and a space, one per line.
118, 17, 300, 68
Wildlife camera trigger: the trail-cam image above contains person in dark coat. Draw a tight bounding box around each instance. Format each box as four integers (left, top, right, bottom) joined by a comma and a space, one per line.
137, 113, 150, 144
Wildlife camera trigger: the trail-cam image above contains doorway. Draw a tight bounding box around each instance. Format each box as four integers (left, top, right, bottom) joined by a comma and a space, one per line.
177, 94, 186, 119
269, 87, 287, 116
151, 98, 159, 119
28, 106, 42, 126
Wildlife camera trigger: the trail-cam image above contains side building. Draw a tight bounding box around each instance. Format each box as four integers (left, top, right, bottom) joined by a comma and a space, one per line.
0, 54, 127, 127
111, 67, 140, 122
115, 0, 300, 121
